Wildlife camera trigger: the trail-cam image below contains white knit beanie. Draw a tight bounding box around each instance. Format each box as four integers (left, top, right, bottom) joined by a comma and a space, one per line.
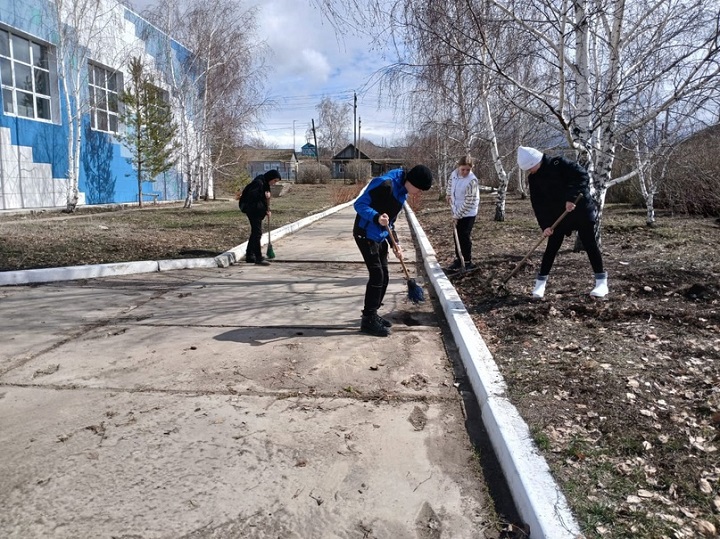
517, 146, 543, 171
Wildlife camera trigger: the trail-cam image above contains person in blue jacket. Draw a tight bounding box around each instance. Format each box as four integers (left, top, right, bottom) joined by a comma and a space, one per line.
353, 165, 433, 336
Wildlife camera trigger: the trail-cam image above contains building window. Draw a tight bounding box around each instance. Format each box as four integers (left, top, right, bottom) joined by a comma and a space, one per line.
89, 63, 120, 133
0, 29, 52, 121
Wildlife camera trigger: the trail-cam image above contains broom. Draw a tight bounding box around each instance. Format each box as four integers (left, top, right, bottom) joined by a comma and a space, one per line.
385, 225, 425, 304
266, 200, 275, 259
266, 213, 275, 259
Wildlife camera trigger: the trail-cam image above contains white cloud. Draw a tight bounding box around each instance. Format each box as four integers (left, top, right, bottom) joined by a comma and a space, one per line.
132, 0, 408, 150
297, 49, 332, 84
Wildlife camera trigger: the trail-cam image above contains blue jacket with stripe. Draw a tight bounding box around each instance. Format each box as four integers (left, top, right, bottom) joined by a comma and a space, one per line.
353, 169, 408, 243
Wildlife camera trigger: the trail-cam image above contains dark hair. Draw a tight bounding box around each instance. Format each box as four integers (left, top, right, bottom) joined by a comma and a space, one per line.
457, 156, 473, 168
264, 169, 281, 181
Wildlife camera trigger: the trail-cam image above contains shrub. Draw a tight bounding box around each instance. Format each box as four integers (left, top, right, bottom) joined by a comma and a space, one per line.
649, 124, 720, 216
605, 176, 644, 206
342, 160, 371, 184
297, 162, 331, 184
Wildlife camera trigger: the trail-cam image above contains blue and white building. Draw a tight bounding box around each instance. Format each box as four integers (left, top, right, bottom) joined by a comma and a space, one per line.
0, 0, 202, 210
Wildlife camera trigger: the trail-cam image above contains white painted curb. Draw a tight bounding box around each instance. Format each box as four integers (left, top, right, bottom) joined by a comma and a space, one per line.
405, 204, 582, 539
0, 260, 160, 286
0, 198, 357, 287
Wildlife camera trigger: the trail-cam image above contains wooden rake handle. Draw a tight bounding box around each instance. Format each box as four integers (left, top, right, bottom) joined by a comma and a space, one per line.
502, 193, 583, 284
452, 221, 465, 268
385, 225, 412, 280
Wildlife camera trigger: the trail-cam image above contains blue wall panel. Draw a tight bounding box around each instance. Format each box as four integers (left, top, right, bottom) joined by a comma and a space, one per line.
0, 0, 195, 208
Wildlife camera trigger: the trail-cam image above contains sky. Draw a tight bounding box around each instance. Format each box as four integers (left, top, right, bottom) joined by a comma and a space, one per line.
130, 0, 408, 152
248, 0, 406, 151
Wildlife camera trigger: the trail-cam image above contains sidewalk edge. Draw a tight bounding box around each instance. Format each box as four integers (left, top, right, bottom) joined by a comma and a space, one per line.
405, 204, 583, 539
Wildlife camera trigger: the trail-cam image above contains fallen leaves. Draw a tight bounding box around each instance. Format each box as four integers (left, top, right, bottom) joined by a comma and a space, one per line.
417, 194, 720, 538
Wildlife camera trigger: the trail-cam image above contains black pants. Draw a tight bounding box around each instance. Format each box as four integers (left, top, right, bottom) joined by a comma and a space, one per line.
354, 236, 389, 316
540, 221, 604, 276
453, 216, 476, 263
246, 212, 265, 261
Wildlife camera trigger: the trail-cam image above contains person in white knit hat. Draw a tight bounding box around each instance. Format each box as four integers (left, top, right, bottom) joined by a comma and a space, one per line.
517, 146, 608, 299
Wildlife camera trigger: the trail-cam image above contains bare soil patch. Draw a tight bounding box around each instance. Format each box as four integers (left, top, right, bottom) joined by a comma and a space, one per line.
414, 192, 720, 539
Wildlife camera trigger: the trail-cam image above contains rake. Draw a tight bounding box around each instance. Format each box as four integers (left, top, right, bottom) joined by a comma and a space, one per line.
499, 193, 583, 286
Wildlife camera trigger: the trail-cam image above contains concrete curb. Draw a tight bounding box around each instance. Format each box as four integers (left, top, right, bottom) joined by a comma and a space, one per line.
404, 204, 582, 539
0, 199, 356, 287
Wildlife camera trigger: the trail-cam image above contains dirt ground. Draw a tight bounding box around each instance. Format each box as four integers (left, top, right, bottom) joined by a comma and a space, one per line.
1, 185, 718, 538
414, 191, 720, 539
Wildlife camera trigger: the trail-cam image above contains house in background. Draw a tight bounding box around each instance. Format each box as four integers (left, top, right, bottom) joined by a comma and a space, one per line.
0, 0, 200, 210
300, 142, 317, 158
331, 143, 405, 178
245, 148, 298, 181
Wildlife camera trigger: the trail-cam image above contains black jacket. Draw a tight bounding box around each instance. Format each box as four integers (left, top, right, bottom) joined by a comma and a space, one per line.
239, 175, 270, 215
528, 154, 597, 234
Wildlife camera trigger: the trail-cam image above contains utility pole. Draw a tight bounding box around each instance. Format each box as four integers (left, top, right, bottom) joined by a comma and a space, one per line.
311, 119, 319, 163
353, 92, 357, 158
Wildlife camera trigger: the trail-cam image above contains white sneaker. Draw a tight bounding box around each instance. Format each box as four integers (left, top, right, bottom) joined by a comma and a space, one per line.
590, 273, 608, 298
532, 276, 548, 298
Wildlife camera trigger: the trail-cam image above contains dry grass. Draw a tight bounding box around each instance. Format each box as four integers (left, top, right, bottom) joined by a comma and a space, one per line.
0, 183, 347, 271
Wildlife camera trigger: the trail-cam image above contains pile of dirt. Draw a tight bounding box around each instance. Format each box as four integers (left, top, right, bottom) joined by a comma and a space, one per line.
415, 193, 719, 538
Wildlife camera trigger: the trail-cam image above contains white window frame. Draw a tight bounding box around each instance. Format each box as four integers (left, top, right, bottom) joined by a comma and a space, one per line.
0, 28, 53, 122
88, 62, 120, 134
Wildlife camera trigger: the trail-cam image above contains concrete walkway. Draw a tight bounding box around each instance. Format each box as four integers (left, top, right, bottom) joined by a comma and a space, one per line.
0, 203, 582, 539
1, 207, 496, 539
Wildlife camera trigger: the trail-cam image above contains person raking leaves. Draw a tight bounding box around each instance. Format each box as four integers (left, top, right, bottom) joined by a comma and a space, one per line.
238, 169, 281, 266
353, 165, 433, 337
517, 146, 608, 299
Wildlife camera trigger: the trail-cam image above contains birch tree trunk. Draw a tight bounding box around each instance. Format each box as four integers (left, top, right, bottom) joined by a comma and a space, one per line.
50, 0, 113, 212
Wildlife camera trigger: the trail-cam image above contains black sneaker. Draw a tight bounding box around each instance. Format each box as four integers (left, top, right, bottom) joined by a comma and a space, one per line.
447, 259, 463, 271
375, 314, 393, 327
246, 256, 256, 264
360, 315, 390, 337
464, 261, 475, 270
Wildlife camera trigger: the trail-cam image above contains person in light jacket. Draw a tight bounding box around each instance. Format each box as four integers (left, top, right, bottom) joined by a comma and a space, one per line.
517, 146, 608, 298
445, 155, 480, 271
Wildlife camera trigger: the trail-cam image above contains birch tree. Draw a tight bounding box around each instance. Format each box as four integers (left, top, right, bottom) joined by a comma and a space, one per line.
315, 97, 352, 158
143, 0, 267, 208
314, 0, 720, 235
482, 0, 720, 233
48, 0, 123, 211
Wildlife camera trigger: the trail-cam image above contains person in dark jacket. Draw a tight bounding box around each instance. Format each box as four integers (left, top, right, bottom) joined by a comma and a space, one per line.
240, 169, 281, 265
517, 146, 608, 298
353, 165, 433, 336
